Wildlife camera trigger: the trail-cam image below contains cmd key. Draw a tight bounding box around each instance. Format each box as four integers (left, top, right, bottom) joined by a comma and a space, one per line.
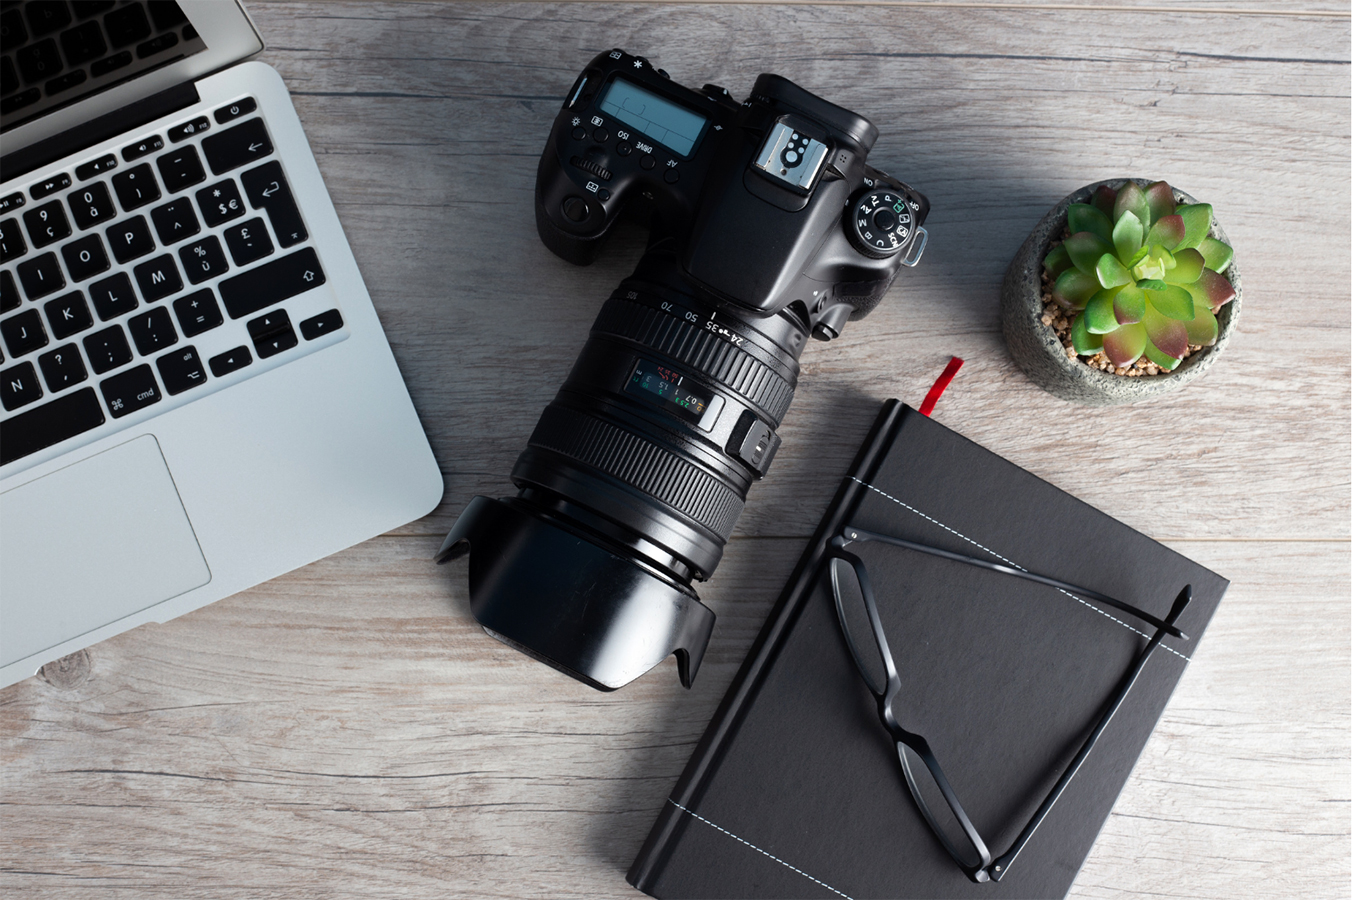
202, 118, 273, 175
218, 247, 325, 319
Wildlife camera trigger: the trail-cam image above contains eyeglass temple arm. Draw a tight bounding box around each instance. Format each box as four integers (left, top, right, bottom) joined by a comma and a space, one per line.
988, 585, 1193, 882
841, 527, 1188, 641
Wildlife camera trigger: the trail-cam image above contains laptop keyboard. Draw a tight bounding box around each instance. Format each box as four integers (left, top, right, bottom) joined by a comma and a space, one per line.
0, 96, 347, 467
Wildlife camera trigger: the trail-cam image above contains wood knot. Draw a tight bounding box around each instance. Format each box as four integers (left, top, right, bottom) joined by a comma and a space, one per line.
40, 650, 91, 691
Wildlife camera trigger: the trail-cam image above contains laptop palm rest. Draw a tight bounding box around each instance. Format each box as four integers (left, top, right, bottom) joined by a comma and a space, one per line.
1, 435, 211, 669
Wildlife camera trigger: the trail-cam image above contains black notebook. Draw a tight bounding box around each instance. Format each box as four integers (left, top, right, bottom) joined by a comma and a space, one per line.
628, 400, 1228, 900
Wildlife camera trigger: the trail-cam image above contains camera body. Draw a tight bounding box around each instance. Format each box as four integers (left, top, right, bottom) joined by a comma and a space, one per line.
438, 50, 929, 691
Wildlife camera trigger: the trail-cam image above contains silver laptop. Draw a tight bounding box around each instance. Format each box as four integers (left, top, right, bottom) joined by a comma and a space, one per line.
0, 1, 443, 687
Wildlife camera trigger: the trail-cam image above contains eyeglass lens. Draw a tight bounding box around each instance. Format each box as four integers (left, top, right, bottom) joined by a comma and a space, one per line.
898, 743, 987, 871
830, 557, 888, 695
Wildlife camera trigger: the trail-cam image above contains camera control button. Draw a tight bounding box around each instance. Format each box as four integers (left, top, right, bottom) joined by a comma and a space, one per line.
663, 168, 680, 185
572, 126, 587, 140
872, 208, 898, 232
597, 189, 611, 201
640, 155, 656, 171
616, 142, 632, 156
593, 128, 609, 143
561, 197, 590, 222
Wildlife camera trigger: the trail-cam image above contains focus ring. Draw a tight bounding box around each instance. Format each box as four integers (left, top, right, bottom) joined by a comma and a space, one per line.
527, 406, 746, 539
593, 295, 796, 423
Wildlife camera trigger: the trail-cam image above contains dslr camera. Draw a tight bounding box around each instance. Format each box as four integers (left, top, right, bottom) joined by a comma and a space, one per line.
437, 50, 929, 690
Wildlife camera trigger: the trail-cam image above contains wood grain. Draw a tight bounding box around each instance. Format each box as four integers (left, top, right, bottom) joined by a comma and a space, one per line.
2, 3, 1348, 898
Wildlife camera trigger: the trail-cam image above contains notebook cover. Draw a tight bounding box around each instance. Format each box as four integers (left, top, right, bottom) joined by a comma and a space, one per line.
628, 400, 1228, 900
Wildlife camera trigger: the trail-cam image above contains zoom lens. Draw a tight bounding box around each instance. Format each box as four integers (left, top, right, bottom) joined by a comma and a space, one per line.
437, 260, 809, 690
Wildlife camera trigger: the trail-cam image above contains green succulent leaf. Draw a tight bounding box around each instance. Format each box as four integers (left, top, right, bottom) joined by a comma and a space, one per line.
1096, 253, 1132, 288
1102, 321, 1147, 368
1143, 304, 1189, 359
1043, 243, 1073, 278
1113, 182, 1150, 229
1053, 268, 1100, 308
1112, 211, 1144, 263
1198, 237, 1233, 274
1137, 278, 1168, 291
1187, 269, 1237, 312
1175, 203, 1213, 250
1113, 284, 1146, 324
1145, 283, 1194, 320
1185, 303, 1219, 346
1067, 204, 1113, 244
1092, 185, 1117, 220
1065, 232, 1114, 275
1143, 341, 1182, 371
1070, 313, 1104, 355
1164, 247, 1205, 285
1083, 290, 1120, 334
1128, 245, 1150, 267
1144, 214, 1186, 251
1145, 181, 1176, 225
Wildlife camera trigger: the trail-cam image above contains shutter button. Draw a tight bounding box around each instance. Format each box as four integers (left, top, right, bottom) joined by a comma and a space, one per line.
562, 197, 589, 222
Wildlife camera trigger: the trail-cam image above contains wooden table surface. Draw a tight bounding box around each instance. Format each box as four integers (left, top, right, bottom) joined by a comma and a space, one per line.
3, 2, 1349, 897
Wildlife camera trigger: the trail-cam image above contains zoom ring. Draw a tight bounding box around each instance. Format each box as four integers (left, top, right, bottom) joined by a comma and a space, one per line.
594, 296, 796, 423
529, 406, 746, 539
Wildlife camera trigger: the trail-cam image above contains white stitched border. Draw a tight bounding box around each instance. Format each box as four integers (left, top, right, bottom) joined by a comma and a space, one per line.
848, 477, 1191, 663
667, 799, 855, 900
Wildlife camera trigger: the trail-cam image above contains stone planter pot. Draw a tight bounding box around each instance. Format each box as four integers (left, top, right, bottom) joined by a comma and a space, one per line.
1001, 179, 1241, 406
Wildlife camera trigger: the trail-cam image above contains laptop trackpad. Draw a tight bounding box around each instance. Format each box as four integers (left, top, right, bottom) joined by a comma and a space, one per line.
0, 435, 211, 668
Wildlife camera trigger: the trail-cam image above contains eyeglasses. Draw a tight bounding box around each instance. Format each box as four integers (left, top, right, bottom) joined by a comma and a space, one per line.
826, 525, 1191, 884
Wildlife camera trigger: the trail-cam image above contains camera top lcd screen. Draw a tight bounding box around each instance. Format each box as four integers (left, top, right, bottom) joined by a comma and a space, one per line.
597, 78, 708, 157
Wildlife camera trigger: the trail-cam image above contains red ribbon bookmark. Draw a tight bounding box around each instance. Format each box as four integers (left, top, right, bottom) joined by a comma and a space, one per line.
919, 356, 964, 417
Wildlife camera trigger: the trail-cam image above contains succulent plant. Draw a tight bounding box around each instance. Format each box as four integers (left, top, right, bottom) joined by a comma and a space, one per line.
1042, 181, 1235, 371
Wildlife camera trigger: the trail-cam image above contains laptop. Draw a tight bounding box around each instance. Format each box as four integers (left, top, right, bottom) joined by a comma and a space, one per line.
0, 1, 444, 687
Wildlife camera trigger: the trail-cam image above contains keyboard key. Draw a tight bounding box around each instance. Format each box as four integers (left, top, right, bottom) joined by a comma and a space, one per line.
45, 69, 87, 96
0, 386, 104, 465
60, 233, 110, 281
72, 3, 117, 18
31, 173, 72, 199
67, 181, 116, 229
104, 3, 151, 48
60, 20, 106, 65
196, 179, 245, 227
23, 200, 71, 248
168, 117, 209, 143
0, 56, 15, 97
223, 217, 272, 267
220, 247, 324, 320
136, 31, 178, 60
83, 324, 132, 373
2, 309, 49, 357
178, 235, 228, 285
241, 161, 308, 248
0, 217, 26, 262
1, 271, 19, 312
90, 50, 132, 78
150, 196, 199, 244
112, 163, 161, 211
121, 134, 163, 162
214, 96, 257, 124
106, 215, 154, 262
100, 363, 160, 417
133, 254, 182, 302
127, 306, 177, 355
16, 251, 65, 299
156, 345, 206, 395
88, 271, 136, 320
202, 118, 273, 175
208, 345, 251, 377
16, 38, 62, 84
247, 309, 297, 359
1, 361, 43, 411
1, 9, 27, 46
173, 289, 222, 337
0, 193, 26, 214
75, 154, 118, 181
1, 88, 41, 116
300, 309, 343, 340
156, 145, 206, 191
38, 343, 87, 391
44, 290, 93, 338
26, 2, 71, 37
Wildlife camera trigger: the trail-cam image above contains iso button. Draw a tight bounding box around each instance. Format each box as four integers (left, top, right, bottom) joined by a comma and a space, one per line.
846, 188, 914, 259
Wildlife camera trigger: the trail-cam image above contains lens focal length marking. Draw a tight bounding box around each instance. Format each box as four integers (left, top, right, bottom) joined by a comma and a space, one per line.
626, 358, 724, 429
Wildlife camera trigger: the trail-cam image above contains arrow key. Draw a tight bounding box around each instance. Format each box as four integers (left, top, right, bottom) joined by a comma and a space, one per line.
201, 118, 273, 175
209, 345, 252, 378
246, 308, 297, 359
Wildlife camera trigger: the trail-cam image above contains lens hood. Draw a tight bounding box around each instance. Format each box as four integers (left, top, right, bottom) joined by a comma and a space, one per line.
436, 496, 717, 690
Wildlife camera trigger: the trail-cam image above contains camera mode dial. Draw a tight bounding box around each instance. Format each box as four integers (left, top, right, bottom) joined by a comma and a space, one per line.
846, 189, 915, 259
